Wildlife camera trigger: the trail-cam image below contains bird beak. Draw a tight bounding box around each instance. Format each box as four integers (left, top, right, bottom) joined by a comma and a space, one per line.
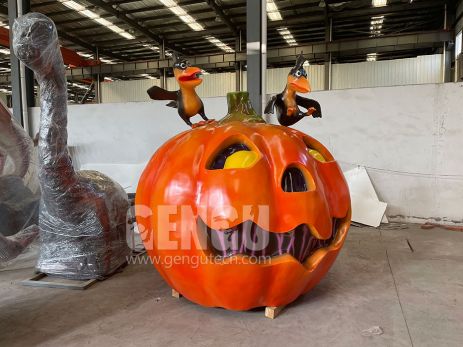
178, 66, 202, 82
290, 76, 311, 93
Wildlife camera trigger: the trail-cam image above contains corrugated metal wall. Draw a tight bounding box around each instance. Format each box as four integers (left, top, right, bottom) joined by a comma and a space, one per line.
101, 78, 160, 103
332, 54, 442, 89
167, 72, 237, 97
101, 54, 443, 103
0, 92, 7, 104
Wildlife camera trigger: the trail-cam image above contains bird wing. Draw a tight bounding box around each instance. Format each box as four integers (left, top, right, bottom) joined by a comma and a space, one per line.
295, 95, 322, 118
147, 86, 178, 101
166, 100, 178, 109
264, 95, 278, 114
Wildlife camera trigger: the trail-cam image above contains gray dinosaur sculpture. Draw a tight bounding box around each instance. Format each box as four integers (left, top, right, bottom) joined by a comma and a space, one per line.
12, 12, 130, 279
0, 98, 32, 178
0, 97, 39, 264
0, 99, 39, 238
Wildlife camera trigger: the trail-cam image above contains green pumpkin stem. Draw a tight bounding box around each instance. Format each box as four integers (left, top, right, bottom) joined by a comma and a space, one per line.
219, 92, 266, 124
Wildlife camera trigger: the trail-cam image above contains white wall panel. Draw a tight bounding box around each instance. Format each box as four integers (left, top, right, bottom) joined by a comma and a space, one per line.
100, 55, 442, 102
101, 79, 160, 103
166, 72, 236, 97
416, 54, 443, 84
332, 54, 442, 89
0, 92, 7, 104
196, 72, 236, 97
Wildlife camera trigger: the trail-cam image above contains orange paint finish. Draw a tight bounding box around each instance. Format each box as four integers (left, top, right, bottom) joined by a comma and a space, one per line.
136, 121, 351, 310
175, 66, 203, 119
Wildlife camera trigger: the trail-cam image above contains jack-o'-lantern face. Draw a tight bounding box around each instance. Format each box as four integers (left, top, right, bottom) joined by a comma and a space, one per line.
136, 119, 351, 311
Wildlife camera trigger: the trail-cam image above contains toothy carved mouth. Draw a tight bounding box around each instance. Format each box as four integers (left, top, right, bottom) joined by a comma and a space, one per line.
197, 218, 340, 263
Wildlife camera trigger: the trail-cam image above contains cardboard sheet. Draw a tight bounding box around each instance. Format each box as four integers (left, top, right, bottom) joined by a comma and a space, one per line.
343, 166, 388, 227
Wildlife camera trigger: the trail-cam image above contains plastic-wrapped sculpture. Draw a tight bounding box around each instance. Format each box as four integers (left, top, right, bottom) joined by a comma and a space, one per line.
12, 13, 130, 279
265, 54, 322, 126
0, 100, 40, 262
136, 91, 351, 310
147, 55, 211, 127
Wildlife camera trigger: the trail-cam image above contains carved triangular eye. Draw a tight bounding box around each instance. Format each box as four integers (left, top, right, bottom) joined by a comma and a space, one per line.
209, 143, 253, 170
281, 165, 315, 192
303, 136, 333, 163
282, 167, 307, 192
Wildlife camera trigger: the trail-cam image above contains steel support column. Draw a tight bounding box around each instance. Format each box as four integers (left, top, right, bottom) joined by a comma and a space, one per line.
324, 14, 332, 91
246, 0, 266, 114
94, 47, 101, 103
160, 40, 167, 89
235, 31, 242, 91
442, 4, 452, 83
8, 0, 34, 131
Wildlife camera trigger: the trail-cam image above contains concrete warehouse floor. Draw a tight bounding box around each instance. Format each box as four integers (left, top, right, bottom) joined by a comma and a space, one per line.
0, 224, 462, 347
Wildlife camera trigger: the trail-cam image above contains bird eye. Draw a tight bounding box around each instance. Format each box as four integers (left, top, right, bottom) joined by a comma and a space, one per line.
295, 71, 301, 77
180, 62, 186, 69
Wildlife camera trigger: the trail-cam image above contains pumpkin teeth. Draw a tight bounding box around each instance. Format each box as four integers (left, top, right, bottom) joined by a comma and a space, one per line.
197, 218, 339, 263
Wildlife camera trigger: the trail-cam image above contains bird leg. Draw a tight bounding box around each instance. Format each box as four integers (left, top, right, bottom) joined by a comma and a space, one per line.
286, 106, 297, 116
181, 115, 193, 127
306, 107, 317, 116
199, 112, 209, 121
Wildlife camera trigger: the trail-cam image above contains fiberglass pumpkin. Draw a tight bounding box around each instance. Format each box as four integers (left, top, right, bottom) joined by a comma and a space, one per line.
136, 92, 351, 311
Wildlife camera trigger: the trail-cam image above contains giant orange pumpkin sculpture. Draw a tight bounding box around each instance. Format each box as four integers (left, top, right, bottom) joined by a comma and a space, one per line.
136, 92, 350, 311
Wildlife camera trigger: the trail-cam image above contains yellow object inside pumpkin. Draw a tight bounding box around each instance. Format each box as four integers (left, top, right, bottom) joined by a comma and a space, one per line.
224, 151, 259, 169
308, 149, 326, 162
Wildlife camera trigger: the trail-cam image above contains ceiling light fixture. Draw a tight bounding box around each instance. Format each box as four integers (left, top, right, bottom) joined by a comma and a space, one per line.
59, 0, 135, 39
77, 51, 93, 58
277, 27, 298, 47
372, 0, 387, 7
143, 44, 160, 51
100, 58, 116, 64
159, 0, 204, 31
71, 82, 90, 90
267, 0, 282, 21
367, 53, 377, 62
370, 15, 385, 37
140, 73, 157, 80
205, 36, 235, 53
143, 44, 175, 58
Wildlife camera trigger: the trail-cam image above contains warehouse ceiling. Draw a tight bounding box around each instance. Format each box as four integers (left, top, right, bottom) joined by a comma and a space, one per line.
0, 0, 457, 97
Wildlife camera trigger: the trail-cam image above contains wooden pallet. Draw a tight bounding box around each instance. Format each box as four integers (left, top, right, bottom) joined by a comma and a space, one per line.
264, 306, 285, 319
19, 262, 128, 290
171, 288, 285, 319
20, 273, 98, 290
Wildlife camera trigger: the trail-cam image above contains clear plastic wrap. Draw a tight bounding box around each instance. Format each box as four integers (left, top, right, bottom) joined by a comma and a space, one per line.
0, 225, 39, 264
0, 96, 40, 264
0, 99, 40, 239
12, 12, 130, 279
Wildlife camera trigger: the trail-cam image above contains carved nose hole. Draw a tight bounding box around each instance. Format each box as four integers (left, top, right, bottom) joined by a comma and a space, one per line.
282, 167, 308, 192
